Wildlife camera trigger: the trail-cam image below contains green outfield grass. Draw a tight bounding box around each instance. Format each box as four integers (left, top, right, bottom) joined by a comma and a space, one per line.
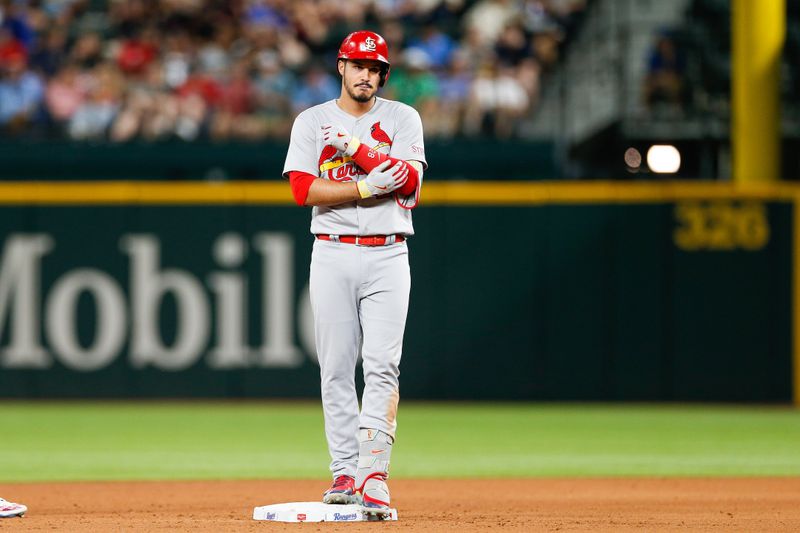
1, 402, 799, 482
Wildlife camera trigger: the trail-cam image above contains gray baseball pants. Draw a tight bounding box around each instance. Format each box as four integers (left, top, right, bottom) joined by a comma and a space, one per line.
309, 238, 410, 478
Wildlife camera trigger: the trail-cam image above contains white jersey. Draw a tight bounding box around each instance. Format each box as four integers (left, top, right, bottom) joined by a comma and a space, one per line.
283, 97, 427, 236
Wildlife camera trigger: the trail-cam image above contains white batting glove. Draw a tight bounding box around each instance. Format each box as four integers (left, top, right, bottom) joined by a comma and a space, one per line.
321, 123, 361, 155
357, 160, 410, 199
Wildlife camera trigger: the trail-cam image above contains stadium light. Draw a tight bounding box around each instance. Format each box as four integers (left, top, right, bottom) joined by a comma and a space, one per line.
646, 145, 681, 174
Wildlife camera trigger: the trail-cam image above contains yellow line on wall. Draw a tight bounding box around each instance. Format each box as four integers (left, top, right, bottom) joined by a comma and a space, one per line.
1, 180, 800, 205
0, 181, 294, 205
422, 181, 800, 204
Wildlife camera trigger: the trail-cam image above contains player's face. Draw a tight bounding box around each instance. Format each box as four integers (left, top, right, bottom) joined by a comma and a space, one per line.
340, 59, 383, 103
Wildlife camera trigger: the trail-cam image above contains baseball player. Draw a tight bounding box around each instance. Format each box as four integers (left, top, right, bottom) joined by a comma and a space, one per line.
0, 497, 26, 518
282, 30, 426, 517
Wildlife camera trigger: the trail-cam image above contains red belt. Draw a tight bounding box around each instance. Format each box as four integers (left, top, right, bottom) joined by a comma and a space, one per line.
316, 234, 405, 246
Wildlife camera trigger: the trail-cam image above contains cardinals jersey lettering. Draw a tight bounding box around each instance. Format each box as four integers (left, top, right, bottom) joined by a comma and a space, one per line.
283, 98, 427, 236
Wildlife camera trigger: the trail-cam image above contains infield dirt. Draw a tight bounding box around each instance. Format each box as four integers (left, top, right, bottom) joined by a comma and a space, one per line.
1, 478, 799, 531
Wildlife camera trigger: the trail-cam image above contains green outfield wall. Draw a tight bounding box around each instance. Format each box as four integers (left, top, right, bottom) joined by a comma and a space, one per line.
0, 181, 796, 402
0, 140, 557, 181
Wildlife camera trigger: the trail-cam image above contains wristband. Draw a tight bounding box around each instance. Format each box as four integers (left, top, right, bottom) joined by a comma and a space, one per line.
357, 180, 372, 199
344, 136, 361, 157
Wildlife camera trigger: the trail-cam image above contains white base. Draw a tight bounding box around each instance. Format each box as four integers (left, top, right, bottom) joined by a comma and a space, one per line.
253, 502, 398, 522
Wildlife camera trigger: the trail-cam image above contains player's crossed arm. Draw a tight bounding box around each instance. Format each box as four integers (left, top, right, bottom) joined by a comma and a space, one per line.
289, 124, 421, 207
289, 161, 407, 206
321, 123, 420, 197
288, 171, 359, 206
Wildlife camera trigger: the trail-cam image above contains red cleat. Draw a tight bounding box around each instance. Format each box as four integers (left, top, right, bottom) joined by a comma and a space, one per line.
358, 472, 391, 517
322, 475, 356, 504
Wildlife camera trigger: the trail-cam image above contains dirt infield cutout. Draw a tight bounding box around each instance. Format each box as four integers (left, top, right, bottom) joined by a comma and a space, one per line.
1, 478, 799, 531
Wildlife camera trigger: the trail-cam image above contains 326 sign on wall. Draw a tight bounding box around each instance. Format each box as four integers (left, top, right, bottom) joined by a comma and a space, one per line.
673, 201, 770, 251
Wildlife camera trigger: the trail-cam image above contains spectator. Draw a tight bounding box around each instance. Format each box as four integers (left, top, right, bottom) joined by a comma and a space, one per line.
419, 0, 467, 34
68, 62, 122, 139
174, 91, 207, 141
274, 27, 311, 69
495, 23, 529, 67
110, 60, 177, 142
252, 49, 294, 137
40, 0, 86, 25
116, 25, 160, 76
463, 0, 520, 48
458, 25, 496, 70
244, 0, 291, 31
211, 58, 258, 140
0, 53, 44, 132
464, 60, 529, 138
643, 31, 688, 112
434, 47, 471, 136
0, 25, 27, 66
531, 31, 560, 70
178, 65, 224, 108
45, 62, 86, 131
385, 48, 440, 119
377, 20, 407, 58
520, 0, 571, 71
170, 64, 222, 139
408, 24, 455, 70
253, 50, 293, 106
516, 56, 541, 109
196, 23, 235, 79
160, 31, 194, 90
521, 0, 563, 35
29, 27, 68, 77
542, 0, 588, 45
69, 32, 103, 69
290, 0, 334, 48
371, 0, 419, 22
1, 1, 36, 51
291, 61, 338, 113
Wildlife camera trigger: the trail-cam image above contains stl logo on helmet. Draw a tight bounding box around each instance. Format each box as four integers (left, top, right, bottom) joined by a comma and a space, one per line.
363, 36, 377, 52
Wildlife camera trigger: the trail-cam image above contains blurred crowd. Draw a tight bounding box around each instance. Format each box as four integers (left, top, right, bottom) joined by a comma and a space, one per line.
641, 0, 800, 119
0, 0, 586, 142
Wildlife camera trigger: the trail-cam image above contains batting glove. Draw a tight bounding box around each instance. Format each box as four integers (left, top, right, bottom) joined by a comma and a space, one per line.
357, 160, 410, 199
321, 123, 361, 156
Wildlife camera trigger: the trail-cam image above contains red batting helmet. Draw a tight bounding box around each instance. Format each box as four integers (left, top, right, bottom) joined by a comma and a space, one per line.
337, 31, 391, 86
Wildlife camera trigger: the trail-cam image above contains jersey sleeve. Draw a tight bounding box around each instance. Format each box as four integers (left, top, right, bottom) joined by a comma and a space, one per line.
390, 106, 427, 169
390, 106, 426, 210
282, 110, 319, 178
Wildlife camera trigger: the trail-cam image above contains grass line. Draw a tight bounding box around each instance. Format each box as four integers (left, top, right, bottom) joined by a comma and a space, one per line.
1, 402, 798, 482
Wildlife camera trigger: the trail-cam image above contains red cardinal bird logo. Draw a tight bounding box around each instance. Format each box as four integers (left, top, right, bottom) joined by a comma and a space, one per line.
370, 122, 392, 151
